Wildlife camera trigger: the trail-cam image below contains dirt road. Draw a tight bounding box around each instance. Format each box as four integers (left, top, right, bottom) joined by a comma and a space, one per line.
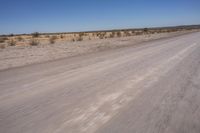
0, 32, 200, 133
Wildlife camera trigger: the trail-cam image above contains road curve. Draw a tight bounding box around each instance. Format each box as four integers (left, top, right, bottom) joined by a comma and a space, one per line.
0, 32, 200, 133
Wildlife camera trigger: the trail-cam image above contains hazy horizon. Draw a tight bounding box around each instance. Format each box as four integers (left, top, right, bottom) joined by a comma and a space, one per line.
0, 0, 200, 34
1, 24, 200, 36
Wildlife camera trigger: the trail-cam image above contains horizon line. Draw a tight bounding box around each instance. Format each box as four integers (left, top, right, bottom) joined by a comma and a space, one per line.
1, 24, 200, 36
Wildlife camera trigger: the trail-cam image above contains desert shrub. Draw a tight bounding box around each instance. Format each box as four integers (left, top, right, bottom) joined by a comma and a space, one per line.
131, 31, 135, 34
116, 31, 122, 37
60, 34, 64, 39
49, 36, 57, 44
32, 32, 40, 38
157, 29, 163, 33
124, 31, 131, 36
135, 31, 143, 35
96, 32, 101, 37
99, 35, 104, 39
9, 34, 14, 37
8, 39, 16, 46
0, 37, 8, 43
76, 33, 84, 41
99, 32, 106, 39
0, 39, 5, 43
79, 32, 85, 37
17, 36, 23, 41
109, 33, 115, 38
0, 44, 5, 49
30, 39, 39, 46
45, 35, 50, 38
77, 36, 83, 41
149, 31, 155, 34
143, 28, 148, 33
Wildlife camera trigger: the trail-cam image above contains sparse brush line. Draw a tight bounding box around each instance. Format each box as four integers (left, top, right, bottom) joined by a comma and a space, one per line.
0, 25, 199, 48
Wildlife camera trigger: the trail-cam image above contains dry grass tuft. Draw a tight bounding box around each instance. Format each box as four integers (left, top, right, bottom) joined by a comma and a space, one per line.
49, 36, 57, 44
0, 37, 8, 43
77, 36, 83, 41
8, 39, 17, 46
60, 34, 64, 39
116, 32, 122, 37
30, 39, 39, 46
17, 36, 23, 41
124, 31, 131, 36
109, 33, 115, 38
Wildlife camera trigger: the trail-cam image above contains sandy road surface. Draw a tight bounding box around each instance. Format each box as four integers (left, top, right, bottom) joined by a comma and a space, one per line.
0, 32, 200, 133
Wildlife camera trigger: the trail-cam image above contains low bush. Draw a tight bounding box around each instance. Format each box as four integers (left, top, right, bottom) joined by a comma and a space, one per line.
77, 36, 83, 41
49, 36, 57, 44
131, 31, 135, 34
0, 37, 8, 43
124, 31, 131, 36
30, 39, 39, 46
45, 35, 50, 38
60, 35, 64, 39
116, 32, 122, 37
17, 36, 23, 41
32, 32, 40, 38
143, 28, 148, 32
9, 34, 14, 37
79, 32, 85, 37
109, 33, 115, 38
9, 39, 16, 46
99, 33, 106, 39
135, 32, 143, 35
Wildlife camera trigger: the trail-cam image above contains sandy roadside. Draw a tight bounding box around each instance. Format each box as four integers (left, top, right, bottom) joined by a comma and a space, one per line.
0, 30, 198, 71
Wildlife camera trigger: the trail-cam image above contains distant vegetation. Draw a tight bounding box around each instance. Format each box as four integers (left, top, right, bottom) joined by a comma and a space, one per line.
32, 32, 40, 38
17, 36, 23, 41
8, 39, 16, 46
49, 36, 57, 44
0, 25, 199, 48
30, 39, 39, 46
0, 37, 8, 43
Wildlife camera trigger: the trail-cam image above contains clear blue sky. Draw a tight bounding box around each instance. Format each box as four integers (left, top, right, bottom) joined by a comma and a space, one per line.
0, 0, 200, 34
